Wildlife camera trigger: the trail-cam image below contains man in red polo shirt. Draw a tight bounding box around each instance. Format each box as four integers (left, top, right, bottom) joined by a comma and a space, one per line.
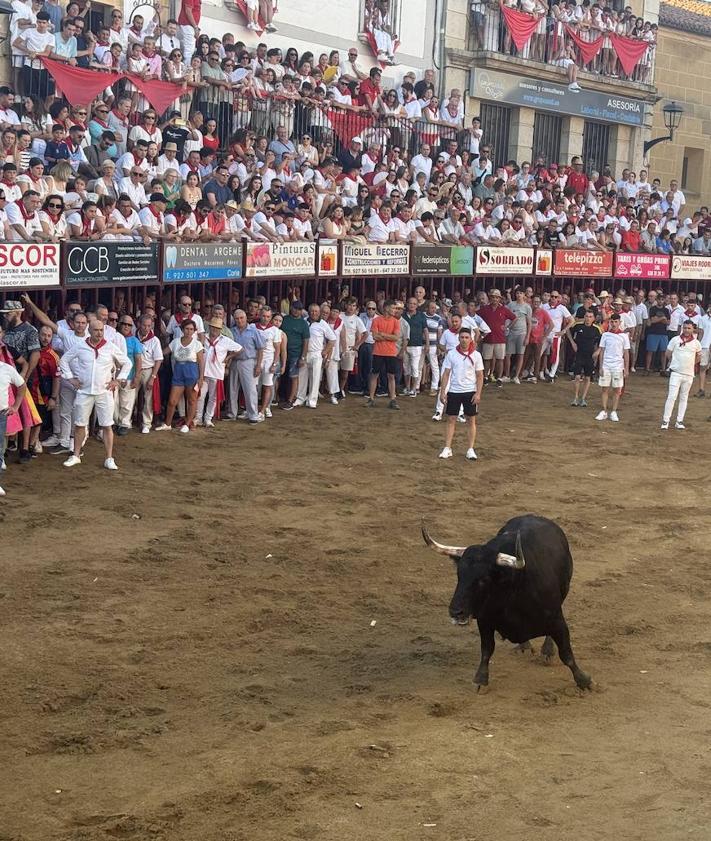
566, 156, 589, 196
360, 67, 383, 112
178, 0, 201, 65
620, 219, 641, 252
478, 289, 516, 386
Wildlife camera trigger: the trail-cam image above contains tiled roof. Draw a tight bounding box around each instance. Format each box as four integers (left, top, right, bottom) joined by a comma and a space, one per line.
660, 0, 711, 35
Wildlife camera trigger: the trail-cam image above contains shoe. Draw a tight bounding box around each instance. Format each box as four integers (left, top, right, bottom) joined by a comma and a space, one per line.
305, 402, 317, 409
63, 454, 81, 468
595, 410, 608, 421
375, 390, 388, 397
409, 389, 417, 398
265, 407, 272, 418
675, 421, 686, 429
180, 424, 190, 434
513, 377, 521, 385
365, 397, 375, 407
465, 448, 478, 460
265, 22, 277, 32
538, 372, 545, 380
610, 411, 620, 422
432, 412, 442, 421
429, 389, 437, 396
580, 398, 588, 407
19, 449, 31, 464
154, 423, 170, 431
281, 401, 295, 411
30, 443, 41, 456
249, 416, 265, 424
388, 399, 400, 410
438, 447, 453, 459
348, 389, 364, 396
631, 367, 636, 373
194, 420, 204, 427
43, 434, 60, 448
257, 412, 265, 421
49, 444, 71, 455
330, 395, 338, 405
695, 390, 705, 398
494, 379, 503, 388
117, 426, 131, 436
237, 411, 247, 419
500, 376, 510, 383
0, 486, 5, 496
457, 414, 466, 423
205, 420, 215, 428
293, 399, 305, 407
104, 458, 118, 471
525, 376, 537, 383
571, 398, 580, 406
141, 426, 150, 434
660, 421, 669, 429
94, 430, 103, 442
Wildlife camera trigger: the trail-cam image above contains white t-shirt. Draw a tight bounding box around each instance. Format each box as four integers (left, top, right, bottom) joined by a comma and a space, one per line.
441, 347, 484, 392
19, 28, 55, 69
307, 319, 336, 354
667, 303, 686, 333
202, 335, 242, 379
255, 324, 279, 364
0, 360, 25, 411
621, 311, 636, 333
5, 201, 43, 240
542, 303, 572, 334
170, 335, 203, 363
667, 335, 701, 377
341, 313, 366, 350
598, 330, 630, 372
440, 327, 461, 353
462, 314, 491, 336
697, 314, 711, 350
167, 313, 205, 341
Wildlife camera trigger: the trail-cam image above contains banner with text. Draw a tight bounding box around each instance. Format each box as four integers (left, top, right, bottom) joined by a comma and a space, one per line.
670, 255, 711, 281
412, 245, 474, 276
553, 249, 614, 277
245, 242, 316, 277
163, 242, 243, 283
64, 241, 159, 286
342, 243, 410, 276
614, 253, 670, 281
0, 243, 61, 288
476, 246, 535, 275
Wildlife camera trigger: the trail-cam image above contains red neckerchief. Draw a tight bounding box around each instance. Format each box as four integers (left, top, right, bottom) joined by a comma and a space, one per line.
684, 309, 697, 319
1, 177, 15, 188
111, 108, 128, 125
45, 209, 61, 224
28, 172, 43, 185
17, 201, 35, 221
680, 333, 696, 346
378, 212, 390, 224
66, 139, 78, 153
93, 116, 109, 128
142, 48, 155, 59
456, 343, 476, 364
172, 211, 187, 227
609, 328, 623, 334
185, 162, 199, 173
96, 37, 109, 46
207, 335, 223, 362
548, 302, 560, 309
81, 213, 93, 238
138, 330, 155, 342
175, 310, 192, 324
86, 337, 107, 357
148, 204, 163, 221
255, 322, 271, 330
71, 120, 87, 131
329, 317, 342, 330
448, 326, 459, 334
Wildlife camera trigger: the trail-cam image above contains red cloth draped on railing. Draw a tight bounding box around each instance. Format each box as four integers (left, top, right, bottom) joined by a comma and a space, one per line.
564, 24, 604, 66
326, 110, 375, 146
609, 33, 649, 76
41, 58, 183, 114
499, 1, 543, 51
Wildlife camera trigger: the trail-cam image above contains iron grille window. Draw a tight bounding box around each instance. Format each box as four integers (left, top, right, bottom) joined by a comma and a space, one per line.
532, 112, 562, 167
582, 121, 610, 176
480, 103, 511, 170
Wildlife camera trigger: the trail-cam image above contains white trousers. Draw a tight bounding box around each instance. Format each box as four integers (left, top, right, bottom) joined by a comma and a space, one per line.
663, 372, 693, 423
59, 379, 77, 447
297, 351, 323, 406
405, 346, 424, 388
197, 377, 221, 423
136, 368, 155, 428
114, 382, 137, 428
180, 25, 196, 62
227, 359, 259, 421
325, 358, 340, 395
427, 345, 441, 390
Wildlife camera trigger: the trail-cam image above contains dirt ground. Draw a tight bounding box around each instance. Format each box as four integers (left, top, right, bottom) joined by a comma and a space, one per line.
2, 373, 711, 841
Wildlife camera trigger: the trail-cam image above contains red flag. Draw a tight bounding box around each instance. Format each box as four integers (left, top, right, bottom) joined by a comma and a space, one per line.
41, 58, 120, 104
127, 75, 183, 115
326, 110, 375, 147
564, 24, 604, 66
499, 1, 542, 51
610, 33, 649, 76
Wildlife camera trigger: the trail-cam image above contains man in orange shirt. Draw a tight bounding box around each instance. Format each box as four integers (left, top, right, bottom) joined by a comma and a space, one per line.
366, 299, 400, 410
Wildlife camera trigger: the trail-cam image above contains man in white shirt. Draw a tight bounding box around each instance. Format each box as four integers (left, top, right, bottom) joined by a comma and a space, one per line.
542, 291, 573, 380
695, 304, 711, 397
135, 314, 164, 433
6, 190, 45, 242
137, 193, 167, 241
593, 314, 630, 423
254, 306, 281, 419
411, 143, 433, 181
196, 316, 242, 427
367, 206, 397, 243
339, 296, 366, 395
167, 295, 205, 342
118, 168, 149, 211
661, 320, 701, 429
437, 326, 484, 461
390, 205, 418, 243
111, 194, 144, 241
294, 303, 336, 409
59, 319, 131, 470
440, 207, 467, 245
156, 142, 180, 176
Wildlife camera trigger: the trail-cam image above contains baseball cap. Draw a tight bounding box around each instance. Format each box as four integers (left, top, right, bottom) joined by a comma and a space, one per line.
352, 136, 363, 144
291, 299, 304, 310
0, 300, 23, 312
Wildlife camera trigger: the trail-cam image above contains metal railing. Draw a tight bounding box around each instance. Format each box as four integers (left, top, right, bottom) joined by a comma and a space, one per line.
469, 2, 655, 84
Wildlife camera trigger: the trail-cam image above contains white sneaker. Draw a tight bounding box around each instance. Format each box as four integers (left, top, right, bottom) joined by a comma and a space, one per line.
675, 421, 686, 429
63, 454, 81, 467
500, 376, 510, 383
237, 411, 247, 419
330, 395, 338, 404
194, 419, 204, 427
465, 448, 478, 460
457, 415, 466, 423
205, 420, 215, 428
180, 424, 190, 433
43, 434, 60, 448
104, 457, 118, 471
513, 377, 521, 385
0, 486, 5, 496
409, 389, 417, 398
265, 407, 272, 418
610, 411, 620, 422
438, 447, 453, 459
432, 412, 442, 422
595, 410, 608, 421
33, 441, 43, 454
141, 426, 150, 434
539, 371, 546, 380
154, 423, 170, 431
660, 420, 669, 429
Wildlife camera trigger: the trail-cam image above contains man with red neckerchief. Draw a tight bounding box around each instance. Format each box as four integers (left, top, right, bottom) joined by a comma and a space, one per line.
135, 314, 164, 434
6, 190, 46, 242
594, 313, 629, 423
541, 289, 573, 381
432, 312, 462, 421
438, 326, 484, 461
196, 316, 242, 427
59, 319, 132, 471
661, 320, 701, 430
478, 289, 516, 386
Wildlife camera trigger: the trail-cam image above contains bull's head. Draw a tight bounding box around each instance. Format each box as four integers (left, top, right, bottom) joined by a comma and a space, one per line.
422, 522, 526, 625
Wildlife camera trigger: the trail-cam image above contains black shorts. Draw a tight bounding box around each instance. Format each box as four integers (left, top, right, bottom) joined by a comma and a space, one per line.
573, 356, 595, 377
372, 355, 399, 376
446, 391, 478, 417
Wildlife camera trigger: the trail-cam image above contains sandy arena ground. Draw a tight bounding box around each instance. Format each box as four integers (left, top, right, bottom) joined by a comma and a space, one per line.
1, 373, 710, 841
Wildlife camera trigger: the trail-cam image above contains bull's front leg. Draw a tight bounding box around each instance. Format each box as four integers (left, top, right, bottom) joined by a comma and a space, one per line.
550, 616, 592, 690
474, 621, 496, 688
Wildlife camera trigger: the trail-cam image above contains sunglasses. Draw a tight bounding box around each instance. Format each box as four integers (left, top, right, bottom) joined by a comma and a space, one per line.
108, 316, 118, 322
48, 202, 63, 208
118, 321, 132, 327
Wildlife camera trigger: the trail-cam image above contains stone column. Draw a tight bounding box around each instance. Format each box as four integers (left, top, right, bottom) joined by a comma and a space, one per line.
560, 116, 585, 165
508, 106, 536, 163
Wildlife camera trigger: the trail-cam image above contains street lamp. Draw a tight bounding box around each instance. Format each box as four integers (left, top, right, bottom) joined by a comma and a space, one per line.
643, 101, 684, 156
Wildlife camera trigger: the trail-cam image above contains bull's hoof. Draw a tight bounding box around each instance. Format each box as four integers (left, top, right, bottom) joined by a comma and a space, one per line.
513, 641, 533, 655
473, 671, 489, 689
475, 682, 489, 694
541, 637, 556, 659
575, 671, 593, 690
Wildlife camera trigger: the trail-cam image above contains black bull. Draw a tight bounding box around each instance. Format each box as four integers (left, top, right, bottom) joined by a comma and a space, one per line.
422, 514, 592, 690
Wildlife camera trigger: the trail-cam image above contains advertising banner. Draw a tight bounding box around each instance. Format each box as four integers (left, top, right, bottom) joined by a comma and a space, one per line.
614, 253, 670, 280
341, 242, 410, 276
475, 246, 535, 275
64, 241, 159, 286
0, 243, 61, 288
670, 254, 711, 281
553, 249, 614, 277
163, 242, 243, 283
535, 250, 553, 276
412, 245, 474, 276
244, 241, 316, 277
318, 241, 339, 276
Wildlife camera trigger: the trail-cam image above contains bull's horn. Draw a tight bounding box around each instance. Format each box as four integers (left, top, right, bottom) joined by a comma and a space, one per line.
496, 532, 526, 569
421, 521, 466, 559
